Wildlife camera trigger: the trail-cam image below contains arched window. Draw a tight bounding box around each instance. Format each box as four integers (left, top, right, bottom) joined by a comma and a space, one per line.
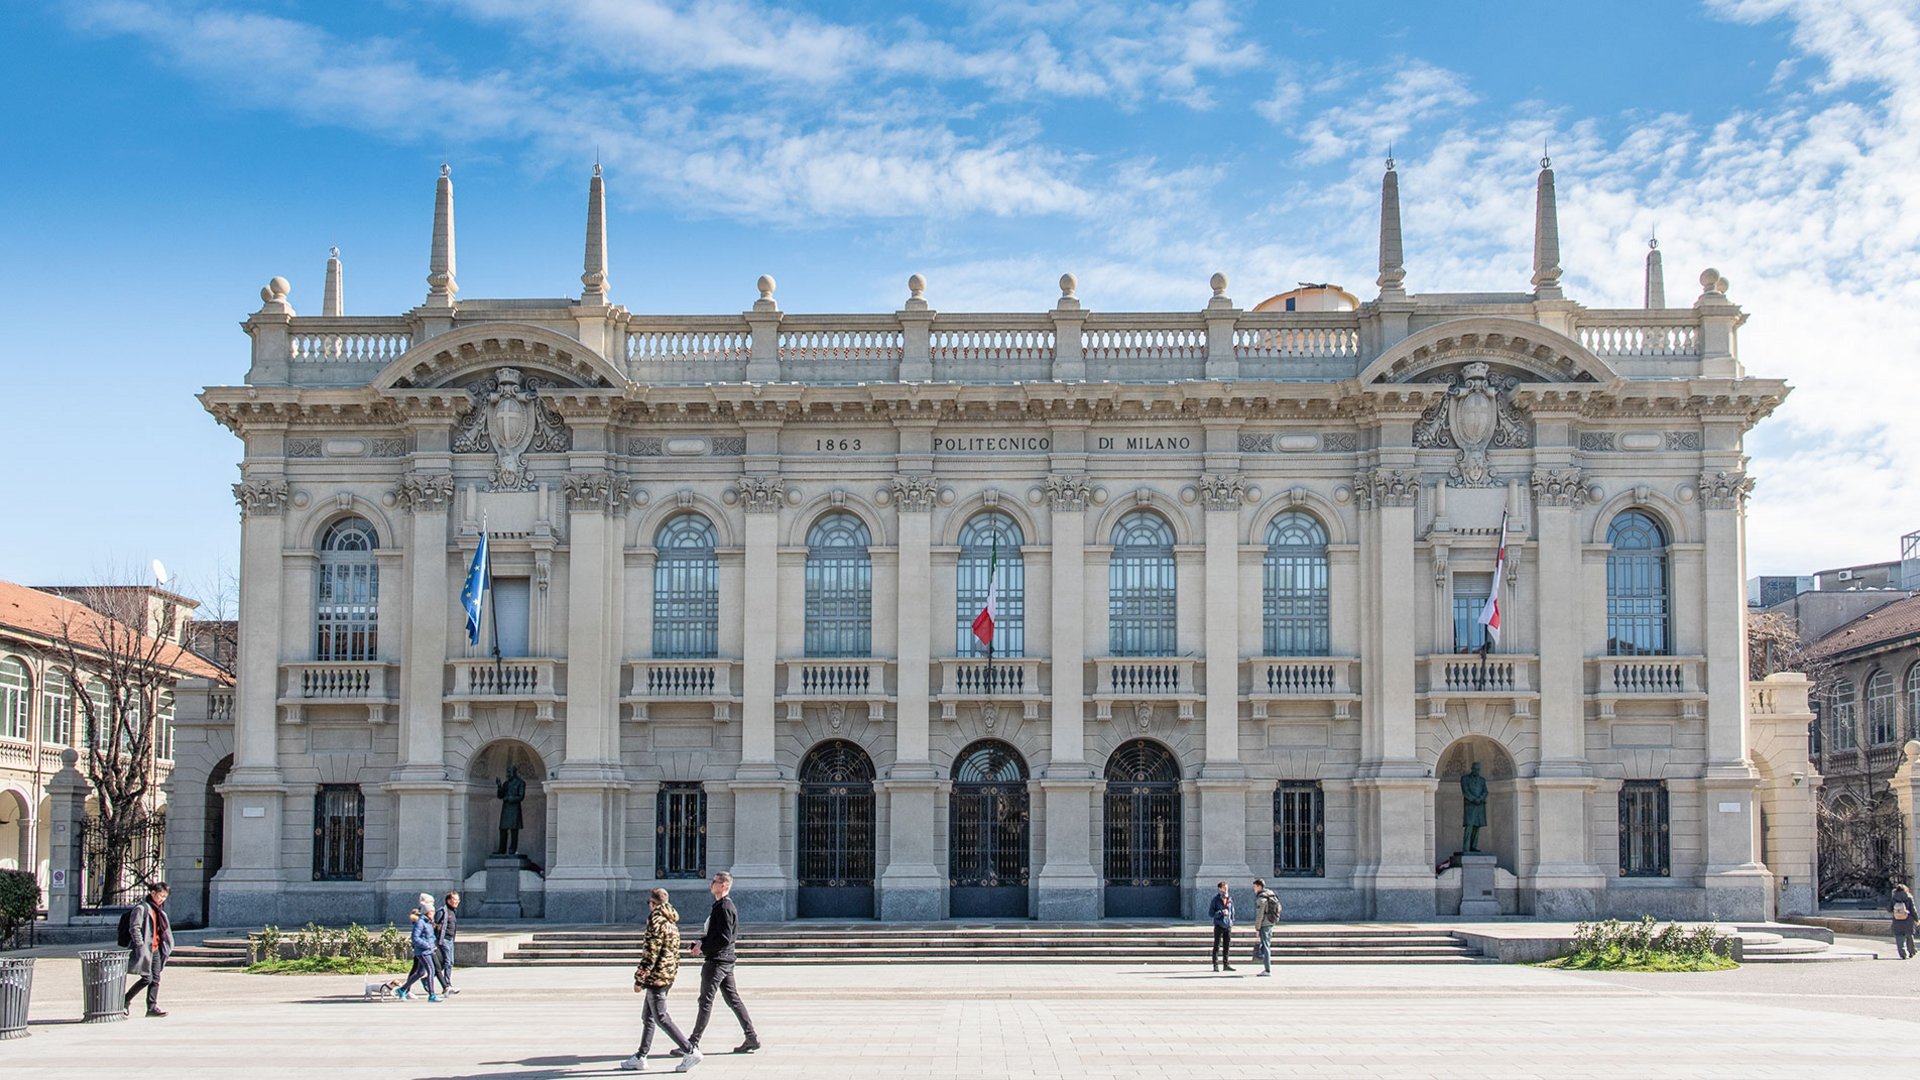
1109, 510, 1176, 657
805, 512, 872, 657
1829, 679, 1858, 751
1866, 669, 1898, 745
956, 512, 1025, 657
1263, 511, 1330, 656
1908, 663, 1920, 744
83, 677, 110, 749
654, 514, 719, 659
316, 517, 379, 662
42, 669, 73, 746
157, 690, 176, 761
0, 658, 29, 741
1606, 510, 1670, 656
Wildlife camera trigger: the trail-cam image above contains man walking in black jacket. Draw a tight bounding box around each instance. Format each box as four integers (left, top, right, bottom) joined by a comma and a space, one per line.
680, 870, 760, 1069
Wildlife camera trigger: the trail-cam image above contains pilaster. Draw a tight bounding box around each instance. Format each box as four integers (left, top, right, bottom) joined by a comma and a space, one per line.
1037, 469, 1098, 916
730, 474, 789, 918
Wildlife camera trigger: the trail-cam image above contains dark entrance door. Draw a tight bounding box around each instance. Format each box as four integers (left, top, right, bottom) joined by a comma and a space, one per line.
796, 740, 876, 918
948, 740, 1030, 918
202, 756, 231, 926
1103, 739, 1182, 917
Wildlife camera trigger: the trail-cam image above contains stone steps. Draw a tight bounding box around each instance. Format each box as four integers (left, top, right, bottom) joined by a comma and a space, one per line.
1731, 930, 1877, 962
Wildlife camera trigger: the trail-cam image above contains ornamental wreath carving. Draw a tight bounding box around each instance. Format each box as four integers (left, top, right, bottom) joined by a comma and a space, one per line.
560, 470, 632, 514
1353, 468, 1421, 509
391, 471, 455, 512
1697, 469, 1754, 510
1198, 472, 1246, 511
1046, 473, 1092, 512
892, 474, 940, 513
737, 475, 787, 514
1413, 362, 1533, 487
1530, 467, 1588, 507
232, 477, 291, 516
452, 367, 572, 491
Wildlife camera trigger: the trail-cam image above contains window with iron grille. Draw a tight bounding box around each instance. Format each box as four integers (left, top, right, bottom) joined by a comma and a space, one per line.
1828, 679, 1858, 750
654, 515, 720, 659
316, 517, 379, 661
0, 657, 28, 741
1108, 511, 1176, 657
1452, 573, 1494, 653
313, 784, 365, 881
1273, 781, 1325, 877
1618, 780, 1669, 877
1263, 512, 1330, 656
42, 669, 73, 746
804, 512, 873, 657
956, 512, 1025, 657
1606, 511, 1670, 656
1866, 669, 1898, 745
655, 782, 707, 879
1102, 739, 1181, 886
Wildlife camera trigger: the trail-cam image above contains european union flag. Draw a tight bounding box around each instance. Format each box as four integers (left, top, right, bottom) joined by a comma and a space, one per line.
461, 528, 490, 647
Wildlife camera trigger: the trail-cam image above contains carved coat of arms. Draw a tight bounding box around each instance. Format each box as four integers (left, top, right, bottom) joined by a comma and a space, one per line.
453, 367, 572, 490
1413, 362, 1532, 486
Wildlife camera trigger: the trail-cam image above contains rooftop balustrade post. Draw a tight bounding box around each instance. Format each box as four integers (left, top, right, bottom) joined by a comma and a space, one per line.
1203, 274, 1238, 380
898, 275, 933, 381
1049, 275, 1085, 382
745, 275, 782, 381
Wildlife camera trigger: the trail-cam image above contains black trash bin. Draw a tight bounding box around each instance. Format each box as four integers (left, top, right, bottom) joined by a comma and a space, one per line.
79, 949, 129, 1023
0, 957, 33, 1039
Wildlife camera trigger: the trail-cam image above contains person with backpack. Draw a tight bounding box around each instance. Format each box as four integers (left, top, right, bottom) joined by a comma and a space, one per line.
1251, 878, 1283, 977
121, 881, 173, 1017
1208, 880, 1235, 972
397, 893, 444, 1002
622, 888, 695, 1071
435, 892, 461, 994
1893, 882, 1917, 960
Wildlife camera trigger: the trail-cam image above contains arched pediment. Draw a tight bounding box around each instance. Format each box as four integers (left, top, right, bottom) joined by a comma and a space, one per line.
371, 322, 625, 391
1358, 317, 1620, 386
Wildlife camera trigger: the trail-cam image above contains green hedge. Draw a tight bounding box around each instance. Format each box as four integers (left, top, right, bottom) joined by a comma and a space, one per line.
0, 869, 40, 948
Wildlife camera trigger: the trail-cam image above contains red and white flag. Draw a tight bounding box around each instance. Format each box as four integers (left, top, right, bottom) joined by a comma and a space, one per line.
1477, 511, 1509, 647
970, 539, 1000, 654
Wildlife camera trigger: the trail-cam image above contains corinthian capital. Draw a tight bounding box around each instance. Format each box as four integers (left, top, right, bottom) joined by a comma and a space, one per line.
232, 477, 291, 517
1354, 467, 1420, 509
737, 475, 787, 514
1046, 473, 1091, 513
560, 470, 632, 514
1697, 469, 1753, 510
391, 471, 455, 513
1197, 472, 1246, 512
1529, 467, 1589, 508
891, 474, 940, 513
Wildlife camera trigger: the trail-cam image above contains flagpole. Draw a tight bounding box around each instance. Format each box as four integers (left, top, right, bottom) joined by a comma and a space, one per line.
984, 533, 996, 694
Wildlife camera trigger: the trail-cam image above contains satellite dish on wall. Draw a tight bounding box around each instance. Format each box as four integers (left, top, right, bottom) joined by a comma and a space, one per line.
151, 559, 169, 586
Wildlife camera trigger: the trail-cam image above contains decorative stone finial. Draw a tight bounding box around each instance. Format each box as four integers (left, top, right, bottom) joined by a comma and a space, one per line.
1643, 232, 1665, 309
581, 163, 609, 300
1699, 267, 1724, 295
908, 273, 925, 300
323, 247, 344, 316
258, 276, 293, 315
426, 164, 458, 307
593, 161, 602, 177
757, 274, 776, 300
1059, 272, 1077, 298
330, 245, 340, 259
1209, 271, 1227, 297
440, 163, 450, 178
1378, 157, 1407, 295
1530, 156, 1562, 298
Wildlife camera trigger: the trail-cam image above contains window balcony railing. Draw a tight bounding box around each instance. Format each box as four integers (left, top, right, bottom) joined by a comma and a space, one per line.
935, 657, 1045, 698
279, 661, 398, 724
0, 740, 28, 769
623, 659, 741, 720
448, 658, 564, 722
1589, 656, 1705, 697
780, 659, 892, 700
1244, 657, 1361, 719
1419, 654, 1539, 695
1091, 657, 1199, 698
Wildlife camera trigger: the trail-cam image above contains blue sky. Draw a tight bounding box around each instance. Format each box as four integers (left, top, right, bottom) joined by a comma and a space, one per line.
2, 0, 1916, 602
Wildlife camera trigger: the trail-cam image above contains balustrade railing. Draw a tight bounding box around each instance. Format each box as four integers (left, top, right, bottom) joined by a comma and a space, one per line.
777, 327, 904, 377
1247, 657, 1358, 697
1232, 322, 1362, 360
782, 660, 891, 698
629, 659, 736, 699
937, 658, 1044, 697
450, 658, 561, 698
1423, 655, 1538, 694
1576, 321, 1701, 358
282, 661, 394, 701
627, 328, 752, 366
1093, 657, 1198, 697
289, 330, 411, 363
0, 740, 27, 767
1591, 656, 1703, 696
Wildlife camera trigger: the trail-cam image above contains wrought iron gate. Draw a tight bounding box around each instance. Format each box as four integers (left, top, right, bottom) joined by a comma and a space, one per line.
1103, 739, 1182, 917
1818, 799, 1908, 905
949, 740, 1030, 918
80, 815, 167, 909
797, 740, 876, 918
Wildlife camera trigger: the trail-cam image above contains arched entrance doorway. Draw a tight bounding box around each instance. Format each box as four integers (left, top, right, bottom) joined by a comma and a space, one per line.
1434, 736, 1519, 870
796, 739, 876, 918
0, 789, 28, 872
1103, 739, 1182, 917
201, 756, 231, 924
948, 740, 1030, 918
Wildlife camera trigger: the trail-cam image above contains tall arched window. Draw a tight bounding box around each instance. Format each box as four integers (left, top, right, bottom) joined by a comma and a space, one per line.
1866, 669, 1898, 745
0, 657, 29, 741
316, 516, 379, 661
1605, 510, 1670, 656
1908, 663, 1920, 745
805, 512, 872, 657
654, 514, 719, 659
1109, 511, 1177, 657
1263, 511, 1330, 656
1829, 679, 1858, 751
42, 669, 73, 746
956, 512, 1025, 657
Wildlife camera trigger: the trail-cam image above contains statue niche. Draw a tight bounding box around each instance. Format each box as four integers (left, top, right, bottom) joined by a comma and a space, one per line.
452, 367, 573, 491
1413, 362, 1532, 487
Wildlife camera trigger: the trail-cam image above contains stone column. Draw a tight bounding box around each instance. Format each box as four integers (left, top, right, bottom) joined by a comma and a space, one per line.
44, 751, 85, 925
1529, 467, 1606, 916
213, 475, 294, 926
1036, 471, 1100, 918
381, 468, 460, 922
1890, 740, 1920, 911
1193, 472, 1253, 910
879, 475, 944, 919
543, 468, 631, 922
1697, 468, 1768, 919
730, 474, 790, 920
1352, 465, 1434, 918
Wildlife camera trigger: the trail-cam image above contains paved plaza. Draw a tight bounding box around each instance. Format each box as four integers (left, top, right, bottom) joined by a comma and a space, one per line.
6, 940, 1918, 1079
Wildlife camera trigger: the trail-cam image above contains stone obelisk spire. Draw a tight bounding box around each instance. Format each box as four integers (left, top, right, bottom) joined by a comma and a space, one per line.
1531, 155, 1563, 299
322, 246, 344, 316
1643, 234, 1665, 309
426, 164, 458, 309
1377, 153, 1407, 298
582, 163, 609, 303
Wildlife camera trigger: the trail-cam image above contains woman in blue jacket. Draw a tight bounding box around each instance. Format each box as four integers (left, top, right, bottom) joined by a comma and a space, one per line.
398, 893, 444, 1001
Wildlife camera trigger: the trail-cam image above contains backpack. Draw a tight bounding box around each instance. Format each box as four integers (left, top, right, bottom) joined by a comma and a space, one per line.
116, 907, 136, 949
1261, 892, 1283, 923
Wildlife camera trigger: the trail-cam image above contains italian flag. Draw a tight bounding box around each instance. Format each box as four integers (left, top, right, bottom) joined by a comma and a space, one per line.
1477, 511, 1509, 646
971, 539, 999, 654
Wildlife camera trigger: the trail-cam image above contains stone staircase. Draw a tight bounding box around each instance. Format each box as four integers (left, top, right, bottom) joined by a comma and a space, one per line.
165, 938, 256, 968
1730, 928, 1877, 963
497, 923, 1484, 967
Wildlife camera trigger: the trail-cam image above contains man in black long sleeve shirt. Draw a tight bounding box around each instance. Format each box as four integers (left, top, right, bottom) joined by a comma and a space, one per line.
682, 870, 760, 1064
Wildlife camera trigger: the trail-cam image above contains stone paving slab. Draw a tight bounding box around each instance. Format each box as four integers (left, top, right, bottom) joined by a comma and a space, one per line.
6, 955, 1919, 1078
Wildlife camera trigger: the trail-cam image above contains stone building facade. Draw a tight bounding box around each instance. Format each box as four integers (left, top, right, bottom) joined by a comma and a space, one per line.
167, 161, 1815, 927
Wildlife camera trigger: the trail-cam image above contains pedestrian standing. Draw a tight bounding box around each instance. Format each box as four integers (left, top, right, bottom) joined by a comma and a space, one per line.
398, 893, 443, 1002
1251, 878, 1283, 977
680, 870, 760, 1070
1893, 882, 1918, 960
622, 889, 695, 1071
436, 892, 462, 994
1208, 880, 1236, 972
123, 881, 174, 1017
